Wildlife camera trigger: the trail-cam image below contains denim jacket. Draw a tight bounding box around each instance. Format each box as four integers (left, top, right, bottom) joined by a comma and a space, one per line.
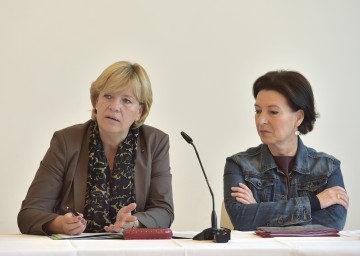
223, 137, 347, 231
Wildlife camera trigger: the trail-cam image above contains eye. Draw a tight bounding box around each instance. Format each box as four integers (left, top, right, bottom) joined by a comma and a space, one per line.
122, 98, 133, 104
103, 94, 112, 99
270, 110, 279, 115
255, 108, 261, 114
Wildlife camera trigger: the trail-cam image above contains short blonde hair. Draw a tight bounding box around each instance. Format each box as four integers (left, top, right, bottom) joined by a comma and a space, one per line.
90, 61, 153, 127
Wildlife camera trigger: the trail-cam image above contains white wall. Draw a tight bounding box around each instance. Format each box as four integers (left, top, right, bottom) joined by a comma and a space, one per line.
1, 0, 359, 233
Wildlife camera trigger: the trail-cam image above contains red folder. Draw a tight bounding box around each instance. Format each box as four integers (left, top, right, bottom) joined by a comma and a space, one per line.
123, 228, 173, 240
256, 224, 339, 238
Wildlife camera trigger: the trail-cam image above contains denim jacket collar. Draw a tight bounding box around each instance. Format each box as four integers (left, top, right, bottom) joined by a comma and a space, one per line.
260, 137, 310, 175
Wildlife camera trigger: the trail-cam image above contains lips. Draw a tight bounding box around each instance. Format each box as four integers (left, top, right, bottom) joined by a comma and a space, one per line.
106, 115, 120, 122
259, 129, 271, 136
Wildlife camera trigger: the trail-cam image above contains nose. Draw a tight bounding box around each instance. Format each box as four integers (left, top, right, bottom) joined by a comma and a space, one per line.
257, 113, 268, 125
109, 100, 121, 113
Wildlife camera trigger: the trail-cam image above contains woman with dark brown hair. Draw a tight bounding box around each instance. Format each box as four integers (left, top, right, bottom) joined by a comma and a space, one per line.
224, 70, 348, 231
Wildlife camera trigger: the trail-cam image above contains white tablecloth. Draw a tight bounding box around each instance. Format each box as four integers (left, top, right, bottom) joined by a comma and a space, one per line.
1, 231, 359, 256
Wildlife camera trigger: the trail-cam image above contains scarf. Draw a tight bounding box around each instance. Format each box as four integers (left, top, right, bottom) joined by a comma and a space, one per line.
84, 121, 139, 232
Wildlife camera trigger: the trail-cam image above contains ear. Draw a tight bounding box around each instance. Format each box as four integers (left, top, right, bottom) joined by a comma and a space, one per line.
295, 109, 304, 127
95, 96, 99, 109
136, 104, 143, 121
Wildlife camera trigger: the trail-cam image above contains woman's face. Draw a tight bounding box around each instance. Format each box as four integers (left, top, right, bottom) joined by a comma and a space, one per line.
255, 90, 303, 151
96, 86, 143, 138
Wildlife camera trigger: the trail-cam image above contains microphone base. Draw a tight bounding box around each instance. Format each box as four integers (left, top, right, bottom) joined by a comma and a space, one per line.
193, 227, 231, 243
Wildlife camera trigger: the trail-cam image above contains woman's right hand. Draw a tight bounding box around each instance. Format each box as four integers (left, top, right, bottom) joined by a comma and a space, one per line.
316, 186, 349, 210
104, 203, 138, 233
230, 183, 257, 204
45, 213, 87, 235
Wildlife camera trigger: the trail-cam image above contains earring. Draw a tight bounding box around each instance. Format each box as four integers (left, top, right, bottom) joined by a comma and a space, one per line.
295, 127, 300, 136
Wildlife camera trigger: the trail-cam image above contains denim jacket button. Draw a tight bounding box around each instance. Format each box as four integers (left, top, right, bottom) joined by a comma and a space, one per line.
278, 217, 284, 224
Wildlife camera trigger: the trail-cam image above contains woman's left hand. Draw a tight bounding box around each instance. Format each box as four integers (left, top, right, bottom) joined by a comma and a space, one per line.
104, 203, 139, 233
231, 183, 257, 204
316, 186, 349, 210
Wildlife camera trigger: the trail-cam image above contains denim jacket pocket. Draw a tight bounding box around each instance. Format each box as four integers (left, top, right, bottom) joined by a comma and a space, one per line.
245, 175, 274, 201
297, 177, 327, 194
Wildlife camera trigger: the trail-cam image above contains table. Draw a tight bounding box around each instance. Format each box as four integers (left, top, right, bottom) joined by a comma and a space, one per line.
1, 230, 359, 256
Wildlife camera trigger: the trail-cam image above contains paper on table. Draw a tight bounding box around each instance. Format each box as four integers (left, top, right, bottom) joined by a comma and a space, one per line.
49, 232, 123, 240
339, 230, 360, 237
171, 231, 198, 239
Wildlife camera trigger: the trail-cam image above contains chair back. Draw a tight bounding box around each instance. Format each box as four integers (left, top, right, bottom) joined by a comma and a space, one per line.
220, 201, 234, 229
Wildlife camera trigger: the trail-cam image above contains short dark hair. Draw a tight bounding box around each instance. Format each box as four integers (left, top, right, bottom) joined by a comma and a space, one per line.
252, 70, 319, 134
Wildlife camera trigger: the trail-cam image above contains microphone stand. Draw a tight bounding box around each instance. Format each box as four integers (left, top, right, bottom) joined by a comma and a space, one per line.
190, 142, 218, 232
181, 131, 230, 242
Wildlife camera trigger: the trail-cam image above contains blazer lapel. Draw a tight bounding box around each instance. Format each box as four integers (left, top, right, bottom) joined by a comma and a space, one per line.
74, 126, 90, 213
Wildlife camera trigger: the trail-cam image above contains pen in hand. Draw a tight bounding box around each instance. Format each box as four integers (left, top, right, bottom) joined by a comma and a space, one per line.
65, 206, 80, 216
65, 206, 87, 228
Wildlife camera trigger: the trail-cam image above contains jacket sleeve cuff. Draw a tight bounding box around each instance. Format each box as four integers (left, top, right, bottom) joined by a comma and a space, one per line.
309, 194, 321, 211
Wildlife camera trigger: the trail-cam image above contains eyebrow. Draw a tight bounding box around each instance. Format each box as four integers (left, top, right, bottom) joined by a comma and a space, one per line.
254, 103, 280, 108
104, 91, 136, 99
122, 94, 135, 98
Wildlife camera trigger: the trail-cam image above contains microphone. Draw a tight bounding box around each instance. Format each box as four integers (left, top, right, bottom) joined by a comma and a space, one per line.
181, 131, 230, 242
180, 131, 217, 229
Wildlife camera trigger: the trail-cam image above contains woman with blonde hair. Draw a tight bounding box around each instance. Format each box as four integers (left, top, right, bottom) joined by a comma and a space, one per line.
18, 61, 174, 235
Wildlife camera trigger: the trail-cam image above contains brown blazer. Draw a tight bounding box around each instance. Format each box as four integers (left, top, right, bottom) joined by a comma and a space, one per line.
18, 120, 174, 235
